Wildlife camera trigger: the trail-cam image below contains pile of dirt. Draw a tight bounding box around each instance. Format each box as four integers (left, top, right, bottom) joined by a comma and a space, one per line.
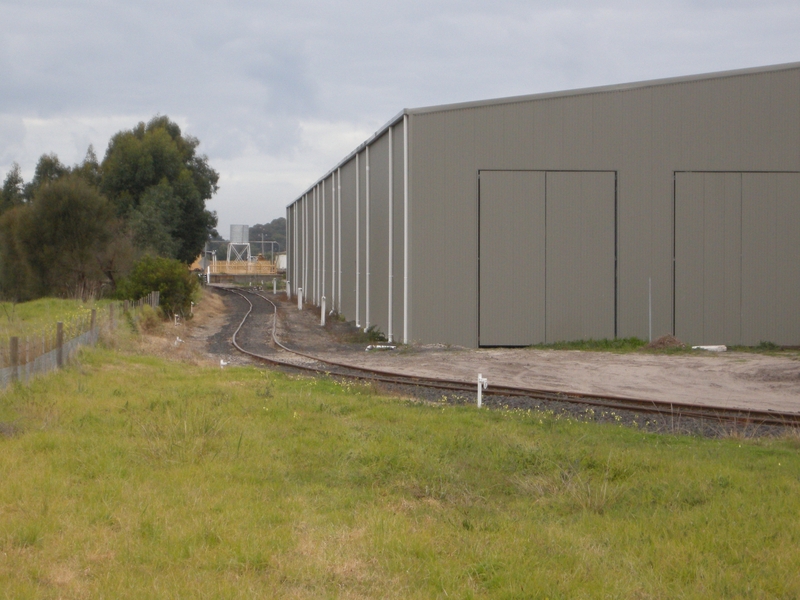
645, 334, 685, 349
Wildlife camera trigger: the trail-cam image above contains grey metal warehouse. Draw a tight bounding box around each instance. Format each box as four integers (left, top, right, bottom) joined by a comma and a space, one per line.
285, 62, 800, 348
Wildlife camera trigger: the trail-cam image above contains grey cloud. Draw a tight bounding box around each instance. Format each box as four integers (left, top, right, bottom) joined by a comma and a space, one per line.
0, 115, 26, 164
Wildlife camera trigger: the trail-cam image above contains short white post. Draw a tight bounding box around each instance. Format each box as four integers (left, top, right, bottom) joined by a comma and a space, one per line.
320, 296, 326, 326
286, 281, 292, 299
477, 374, 488, 408
297, 287, 303, 310
273, 278, 277, 294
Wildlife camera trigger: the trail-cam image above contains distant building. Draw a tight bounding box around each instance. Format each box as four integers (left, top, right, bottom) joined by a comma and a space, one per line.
286, 62, 800, 347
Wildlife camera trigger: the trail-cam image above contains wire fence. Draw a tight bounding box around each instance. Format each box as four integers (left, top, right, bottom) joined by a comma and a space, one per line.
0, 291, 159, 390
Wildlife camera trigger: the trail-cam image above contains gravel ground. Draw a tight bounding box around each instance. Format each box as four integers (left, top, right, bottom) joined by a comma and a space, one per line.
198, 286, 799, 438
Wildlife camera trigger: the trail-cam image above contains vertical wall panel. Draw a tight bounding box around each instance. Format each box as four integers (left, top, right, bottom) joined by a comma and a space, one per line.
675, 172, 742, 345
357, 151, 367, 326
674, 173, 705, 342
339, 159, 357, 319
391, 125, 405, 340
545, 172, 616, 342
775, 173, 800, 345
479, 171, 546, 346
369, 133, 390, 336
741, 173, 778, 345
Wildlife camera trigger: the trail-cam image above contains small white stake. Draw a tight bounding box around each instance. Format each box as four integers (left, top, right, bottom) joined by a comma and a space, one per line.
297, 287, 303, 311
320, 296, 326, 326
477, 373, 488, 408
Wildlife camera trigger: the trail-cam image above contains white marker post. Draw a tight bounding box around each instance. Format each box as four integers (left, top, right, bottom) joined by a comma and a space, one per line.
273, 278, 277, 295
297, 287, 303, 311
320, 296, 326, 326
477, 374, 488, 408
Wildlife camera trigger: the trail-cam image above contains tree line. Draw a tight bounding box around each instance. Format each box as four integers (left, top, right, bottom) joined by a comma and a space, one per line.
0, 116, 219, 302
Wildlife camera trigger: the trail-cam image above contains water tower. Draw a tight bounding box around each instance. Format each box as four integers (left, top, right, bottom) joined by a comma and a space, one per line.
227, 224, 251, 262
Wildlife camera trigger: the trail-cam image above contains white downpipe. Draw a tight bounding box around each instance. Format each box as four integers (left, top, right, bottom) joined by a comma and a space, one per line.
329, 172, 335, 312
311, 190, 315, 304
477, 374, 488, 408
403, 114, 409, 344
314, 186, 319, 305
337, 167, 342, 314
317, 185, 321, 305
356, 152, 361, 327
290, 205, 296, 300
365, 145, 371, 332
387, 126, 394, 343
322, 181, 326, 304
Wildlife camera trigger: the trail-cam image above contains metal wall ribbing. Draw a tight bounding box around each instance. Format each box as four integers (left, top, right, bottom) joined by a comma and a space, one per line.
288, 63, 800, 347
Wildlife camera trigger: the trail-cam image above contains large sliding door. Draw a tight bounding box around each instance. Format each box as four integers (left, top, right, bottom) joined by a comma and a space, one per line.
479, 170, 616, 346
675, 172, 800, 346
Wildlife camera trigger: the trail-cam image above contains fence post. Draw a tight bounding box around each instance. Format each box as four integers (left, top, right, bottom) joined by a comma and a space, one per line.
56, 322, 64, 369
10, 337, 19, 383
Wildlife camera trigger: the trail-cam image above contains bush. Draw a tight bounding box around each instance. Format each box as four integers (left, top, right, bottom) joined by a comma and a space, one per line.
118, 255, 197, 317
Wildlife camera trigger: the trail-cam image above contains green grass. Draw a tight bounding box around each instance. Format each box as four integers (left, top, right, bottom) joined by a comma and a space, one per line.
0, 298, 104, 339
529, 337, 648, 352
1, 347, 799, 598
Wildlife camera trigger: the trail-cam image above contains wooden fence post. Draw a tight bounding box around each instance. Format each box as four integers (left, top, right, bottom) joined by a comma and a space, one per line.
10, 337, 19, 382
56, 322, 64, 369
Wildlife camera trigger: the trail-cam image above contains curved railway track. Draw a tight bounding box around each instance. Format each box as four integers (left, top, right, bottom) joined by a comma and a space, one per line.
217, 285, 800, 430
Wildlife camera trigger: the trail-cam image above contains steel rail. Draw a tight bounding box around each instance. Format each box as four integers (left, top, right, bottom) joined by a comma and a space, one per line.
219, 285, 800, 428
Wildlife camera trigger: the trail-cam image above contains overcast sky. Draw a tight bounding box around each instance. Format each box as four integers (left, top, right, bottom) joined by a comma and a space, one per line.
1, 0, 798, 237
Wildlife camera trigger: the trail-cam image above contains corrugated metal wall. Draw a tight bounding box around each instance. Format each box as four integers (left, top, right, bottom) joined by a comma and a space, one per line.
339, 159, 357, 319
288, 63, 800, 347
368, 133, 390, 335
407, 64, 800, 346
285, 118, 408, 341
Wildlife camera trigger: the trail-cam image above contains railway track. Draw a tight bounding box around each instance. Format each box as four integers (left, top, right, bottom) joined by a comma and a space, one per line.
217, 285, 800, 430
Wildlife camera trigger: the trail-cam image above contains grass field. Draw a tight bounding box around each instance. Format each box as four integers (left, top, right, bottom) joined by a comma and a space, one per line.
1, 340, 799, 598
0, 298, 103, 339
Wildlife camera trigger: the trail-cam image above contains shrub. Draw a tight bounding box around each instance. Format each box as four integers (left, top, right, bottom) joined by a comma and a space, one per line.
118, 255, 197, 317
